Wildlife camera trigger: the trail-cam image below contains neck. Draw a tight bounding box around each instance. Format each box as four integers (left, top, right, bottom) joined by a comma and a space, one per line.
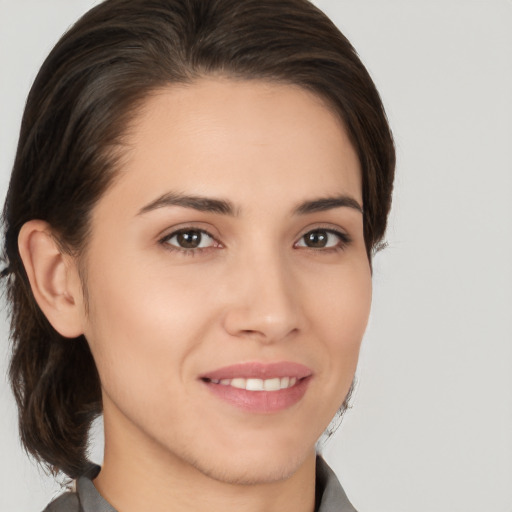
94, 410, 317, 512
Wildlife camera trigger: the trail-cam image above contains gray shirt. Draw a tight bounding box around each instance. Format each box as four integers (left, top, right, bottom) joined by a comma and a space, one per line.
43, 457, 357, 512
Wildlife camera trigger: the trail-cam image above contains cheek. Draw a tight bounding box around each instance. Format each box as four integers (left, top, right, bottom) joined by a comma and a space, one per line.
305, 259, 372, 386
308, 258, 372, 340
81, 254, 220, 407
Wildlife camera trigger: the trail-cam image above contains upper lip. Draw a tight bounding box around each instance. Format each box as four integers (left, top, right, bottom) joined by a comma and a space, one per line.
200, 361, 313, 381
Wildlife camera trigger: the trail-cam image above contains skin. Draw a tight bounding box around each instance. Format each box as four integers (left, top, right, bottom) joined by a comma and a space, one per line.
19, 78, 371, 512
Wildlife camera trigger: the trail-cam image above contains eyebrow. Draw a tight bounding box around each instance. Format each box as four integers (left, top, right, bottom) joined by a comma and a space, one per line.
137, 192, 363, 217
293, 195, 363, 215
138, 192, 236, 216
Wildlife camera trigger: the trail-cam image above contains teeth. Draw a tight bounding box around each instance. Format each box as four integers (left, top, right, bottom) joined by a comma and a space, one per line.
230, 378, 246, 389
208, 376, 300, 391
263, 378, 281, 391
246, 378, 264, 391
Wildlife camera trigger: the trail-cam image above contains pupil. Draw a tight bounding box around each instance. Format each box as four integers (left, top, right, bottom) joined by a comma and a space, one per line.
177, 231, 201, 248
306, 230, 327, 248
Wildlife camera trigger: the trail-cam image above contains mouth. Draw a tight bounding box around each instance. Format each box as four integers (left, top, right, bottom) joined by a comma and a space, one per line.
199, 362, 313, 413
202, 376, 300, 391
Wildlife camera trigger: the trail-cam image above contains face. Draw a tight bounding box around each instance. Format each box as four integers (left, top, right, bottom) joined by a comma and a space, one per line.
77, 78, 371, 484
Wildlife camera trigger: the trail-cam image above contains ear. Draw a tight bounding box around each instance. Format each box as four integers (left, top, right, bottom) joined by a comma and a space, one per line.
18, 220, 85, 338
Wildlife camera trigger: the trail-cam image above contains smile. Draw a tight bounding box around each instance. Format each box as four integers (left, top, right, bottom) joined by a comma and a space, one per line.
200, 362, 312, 413
205, 376, 298, 391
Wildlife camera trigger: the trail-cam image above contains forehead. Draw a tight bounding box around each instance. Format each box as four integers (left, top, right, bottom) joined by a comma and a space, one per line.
97, 78, 362, 218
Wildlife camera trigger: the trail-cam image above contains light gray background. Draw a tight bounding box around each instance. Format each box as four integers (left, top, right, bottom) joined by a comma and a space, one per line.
1, 1, 511, 511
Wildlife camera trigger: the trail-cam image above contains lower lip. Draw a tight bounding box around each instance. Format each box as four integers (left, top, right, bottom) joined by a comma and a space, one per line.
202, 377, 311, 413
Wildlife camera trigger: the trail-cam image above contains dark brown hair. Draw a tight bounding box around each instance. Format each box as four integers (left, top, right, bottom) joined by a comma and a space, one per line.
2, 0, 395, 478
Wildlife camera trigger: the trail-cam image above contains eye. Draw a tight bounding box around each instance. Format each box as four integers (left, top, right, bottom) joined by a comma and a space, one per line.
295, 228, 350, 250
161, 228, 218, 251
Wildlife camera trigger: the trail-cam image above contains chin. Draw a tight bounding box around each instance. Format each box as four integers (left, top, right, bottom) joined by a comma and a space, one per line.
193, 451, 311, 485
174, 436, 315, 486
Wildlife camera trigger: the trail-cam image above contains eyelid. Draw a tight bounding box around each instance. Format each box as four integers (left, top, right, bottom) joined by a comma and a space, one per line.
158, 226, 223, 254
156, 221, 220, 242
294, 224, 352, 250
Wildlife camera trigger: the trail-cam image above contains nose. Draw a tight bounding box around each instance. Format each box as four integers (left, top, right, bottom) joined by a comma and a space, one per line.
221, 251, 302, 344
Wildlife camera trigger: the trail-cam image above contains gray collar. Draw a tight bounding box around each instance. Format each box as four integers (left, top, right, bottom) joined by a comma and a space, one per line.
314, 456, 357, 512
76, 466, 115, 512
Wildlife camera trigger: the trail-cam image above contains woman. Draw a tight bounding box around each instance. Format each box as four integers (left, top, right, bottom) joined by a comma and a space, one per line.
2, 0, 394, 510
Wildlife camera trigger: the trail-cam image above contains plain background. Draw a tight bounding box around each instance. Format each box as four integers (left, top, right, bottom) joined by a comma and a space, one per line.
1, 1, 511, 511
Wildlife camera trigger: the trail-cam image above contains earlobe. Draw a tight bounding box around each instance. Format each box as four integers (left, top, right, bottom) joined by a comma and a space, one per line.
18, 220, 85, 338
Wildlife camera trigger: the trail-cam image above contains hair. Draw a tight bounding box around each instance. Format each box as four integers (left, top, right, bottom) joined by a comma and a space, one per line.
1, 0, 395, 478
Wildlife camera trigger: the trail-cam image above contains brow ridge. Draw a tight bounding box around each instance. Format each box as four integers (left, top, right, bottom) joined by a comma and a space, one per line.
138, 192, 235, 216
138, 192, 362, 217
293, 195, 363, 215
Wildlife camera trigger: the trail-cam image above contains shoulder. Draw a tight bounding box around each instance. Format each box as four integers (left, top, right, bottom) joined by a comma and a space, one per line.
42, 491, 80, 512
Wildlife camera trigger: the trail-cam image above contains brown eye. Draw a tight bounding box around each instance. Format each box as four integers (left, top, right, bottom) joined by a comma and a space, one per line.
177, 230, 201, 248
163, 229, 215, 250
296, 229, 348, 250
303, 230, 329, 248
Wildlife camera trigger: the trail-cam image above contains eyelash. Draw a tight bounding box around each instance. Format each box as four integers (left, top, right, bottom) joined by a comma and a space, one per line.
159, 228, 221, 256
295, 228, 351, 252
158, 226, 351, 256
